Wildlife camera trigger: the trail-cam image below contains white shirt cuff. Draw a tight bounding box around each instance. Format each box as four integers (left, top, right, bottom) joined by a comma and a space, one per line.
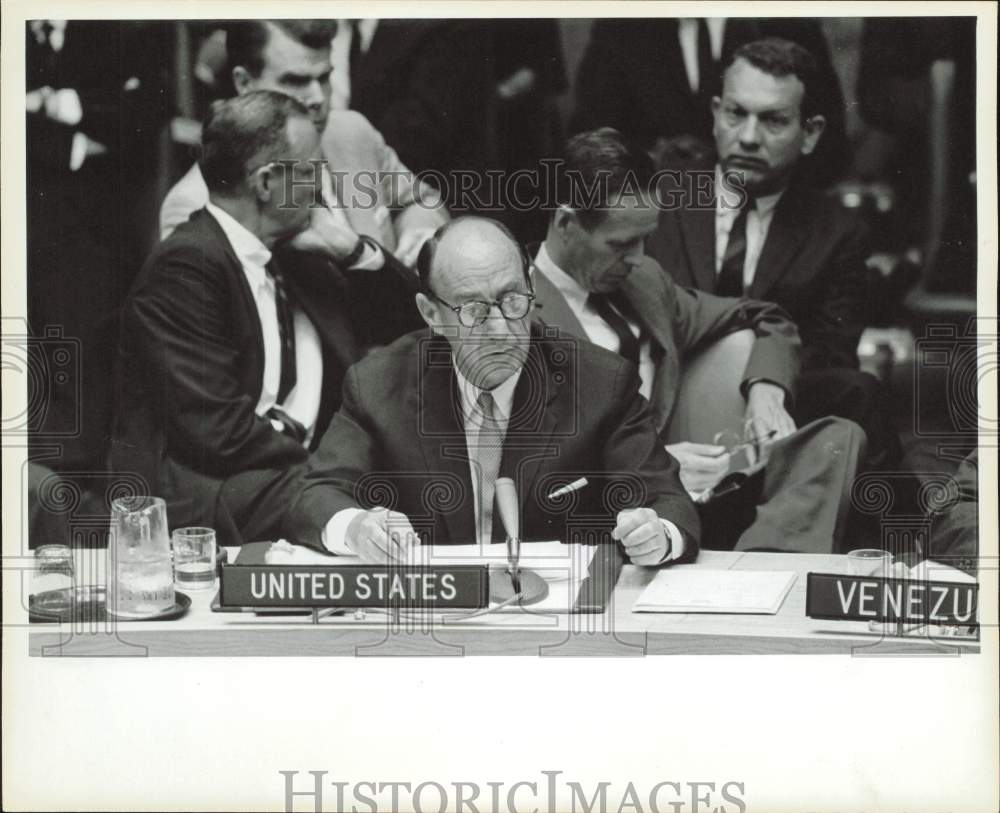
69, 131, 88, 172
658, 519, 685, 564
322, 507, 363, 555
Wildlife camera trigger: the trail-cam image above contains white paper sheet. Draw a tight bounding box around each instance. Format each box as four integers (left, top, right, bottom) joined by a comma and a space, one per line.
633, 568, 797, 614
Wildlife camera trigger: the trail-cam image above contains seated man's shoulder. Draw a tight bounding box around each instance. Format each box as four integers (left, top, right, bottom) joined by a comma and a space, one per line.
794, 184, 868, 239
324, 110, 384, 151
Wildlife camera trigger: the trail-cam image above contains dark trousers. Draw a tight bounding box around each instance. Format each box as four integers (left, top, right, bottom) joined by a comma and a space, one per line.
698, 416, 867, 554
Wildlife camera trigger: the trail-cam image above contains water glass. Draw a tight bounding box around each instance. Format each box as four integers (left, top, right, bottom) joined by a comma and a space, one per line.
108, 496, 175, 617
847, 548, 893, 577
32, 544, 75, 614
171, 527, 217, 590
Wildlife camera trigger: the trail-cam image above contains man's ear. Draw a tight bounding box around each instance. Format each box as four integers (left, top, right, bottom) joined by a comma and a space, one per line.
553, 205, 579, 243
801, 114, 826, 156
249, 164, 274, 203
231, 65, 253, 95
415, 292, 440, 333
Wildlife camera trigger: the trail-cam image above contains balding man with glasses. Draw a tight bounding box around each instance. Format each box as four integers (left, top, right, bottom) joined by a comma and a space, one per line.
289, 217, 700, 565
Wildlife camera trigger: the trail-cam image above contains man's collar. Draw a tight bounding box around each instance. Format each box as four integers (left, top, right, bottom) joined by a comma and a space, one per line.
533, 242, 589, 313
715, 164, 785, 216
205, 201, 272, 270
453, 363, 522, 423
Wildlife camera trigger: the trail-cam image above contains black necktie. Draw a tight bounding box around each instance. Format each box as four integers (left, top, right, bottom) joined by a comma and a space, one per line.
588, 292, 640, 367
348, 20, 363, 102
265, 258, 297, 404
696, 18, 715, 97
716, 199, 752, 298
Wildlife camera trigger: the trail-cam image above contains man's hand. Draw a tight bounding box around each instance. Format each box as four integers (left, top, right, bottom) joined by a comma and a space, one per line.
393, 227, 435, 268
613, 507, 670, 566
288, 165, 363, 262
345, 507, 420, 563
744, 381, 796, 442
664, 442, 730, 495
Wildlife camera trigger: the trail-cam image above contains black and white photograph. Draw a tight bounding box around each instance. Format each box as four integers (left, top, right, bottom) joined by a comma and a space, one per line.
2, 3, 997, 811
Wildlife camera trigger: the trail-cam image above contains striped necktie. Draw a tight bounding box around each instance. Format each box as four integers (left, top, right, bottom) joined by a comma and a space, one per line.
716, 197, 753, 298
265, 258, 297, 404
472, 390, 505, 546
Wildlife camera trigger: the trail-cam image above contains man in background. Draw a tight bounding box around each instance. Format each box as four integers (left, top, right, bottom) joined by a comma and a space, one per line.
533, 128, 865, 553
113, 92, 419, 546
160, 19, 447, 267
647, 37, 900, 469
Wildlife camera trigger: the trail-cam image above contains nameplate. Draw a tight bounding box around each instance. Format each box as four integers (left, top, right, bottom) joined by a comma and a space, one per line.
219, 565, 488, 609
806, 573, 978, 625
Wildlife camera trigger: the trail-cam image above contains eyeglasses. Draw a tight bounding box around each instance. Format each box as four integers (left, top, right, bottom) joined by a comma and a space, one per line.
431, 291, 536, 328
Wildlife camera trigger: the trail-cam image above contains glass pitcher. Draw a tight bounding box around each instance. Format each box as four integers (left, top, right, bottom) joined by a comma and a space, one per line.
107, 496, 175, 617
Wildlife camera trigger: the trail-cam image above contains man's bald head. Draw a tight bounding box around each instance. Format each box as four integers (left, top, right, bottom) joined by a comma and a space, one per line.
414, 217, 534, 391
417, 217, 528, 300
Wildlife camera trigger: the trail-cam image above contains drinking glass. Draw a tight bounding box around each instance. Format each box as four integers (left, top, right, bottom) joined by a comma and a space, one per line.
32, 544, 75, 615
847, 548, 893, 577
171, 527, 217, 590
108, 496, 175, 617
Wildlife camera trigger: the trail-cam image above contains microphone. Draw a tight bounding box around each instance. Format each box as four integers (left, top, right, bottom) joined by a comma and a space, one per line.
488, 477, 548, 606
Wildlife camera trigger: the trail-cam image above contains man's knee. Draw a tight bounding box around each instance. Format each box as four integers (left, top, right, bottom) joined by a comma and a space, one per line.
799, 415, 869, 468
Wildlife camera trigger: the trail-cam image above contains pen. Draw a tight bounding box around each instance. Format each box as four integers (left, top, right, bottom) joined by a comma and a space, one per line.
546, 477, 589, 500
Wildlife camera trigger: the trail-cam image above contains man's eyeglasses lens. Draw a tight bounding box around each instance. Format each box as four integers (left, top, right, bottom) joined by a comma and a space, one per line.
453, 293, 534, 327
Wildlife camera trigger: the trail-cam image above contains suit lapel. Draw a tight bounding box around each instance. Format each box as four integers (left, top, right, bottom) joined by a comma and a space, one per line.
678, 202, 718, 293
501, 337, 562, 505
415, 337, 477, 545
748, 188, 809, 299
530, 267, 588, 340
198, 209, 267, 398
621, 269, 680, 437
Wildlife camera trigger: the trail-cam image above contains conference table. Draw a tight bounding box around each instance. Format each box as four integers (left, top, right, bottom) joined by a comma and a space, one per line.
25, 547, 980, 657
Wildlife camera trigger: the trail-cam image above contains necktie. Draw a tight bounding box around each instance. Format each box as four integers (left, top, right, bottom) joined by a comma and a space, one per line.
473, 390, 505, 546
695, 18, 715, 96
265, 258, 297, 404
716, 199, 752, 298
588, 292, 641, 367
348, 20, 363, 103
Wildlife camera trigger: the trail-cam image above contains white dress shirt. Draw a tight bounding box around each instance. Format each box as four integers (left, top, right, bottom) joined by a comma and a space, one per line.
323, 366, 521, 554
532, 244, 686, 563
329, 19, 380, 110
205, 202, 323, 444
533, 244, 656, 401
714, 166, 785, 291
677, 18, 726, 93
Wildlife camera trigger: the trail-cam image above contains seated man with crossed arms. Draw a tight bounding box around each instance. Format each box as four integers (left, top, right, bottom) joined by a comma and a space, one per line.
288, 217, 700, 565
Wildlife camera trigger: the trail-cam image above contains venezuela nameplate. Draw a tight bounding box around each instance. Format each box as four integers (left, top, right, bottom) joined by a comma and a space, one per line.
806, 573, 978, 626
220, 565, 489, 609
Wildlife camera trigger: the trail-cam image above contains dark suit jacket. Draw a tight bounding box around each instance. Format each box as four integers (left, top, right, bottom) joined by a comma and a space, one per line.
531, 255, 800, 438
647, 172, 870, 371
289, 328, 700, 557
571, 17, 847, 185
349, 20, 496, 184
110, 209, 422, 534
930, 451, 978, 574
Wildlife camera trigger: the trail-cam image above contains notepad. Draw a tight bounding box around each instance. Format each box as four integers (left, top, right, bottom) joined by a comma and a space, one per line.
633, 569, 797, 614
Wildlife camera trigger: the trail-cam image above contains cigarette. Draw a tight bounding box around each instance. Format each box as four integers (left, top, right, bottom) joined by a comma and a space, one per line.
546, 477, 589, 500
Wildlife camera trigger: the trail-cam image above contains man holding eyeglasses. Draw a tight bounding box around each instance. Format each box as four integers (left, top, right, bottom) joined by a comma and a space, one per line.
288, 217, 700, 565
647, 37, 900, 470
112, 92, 421, 547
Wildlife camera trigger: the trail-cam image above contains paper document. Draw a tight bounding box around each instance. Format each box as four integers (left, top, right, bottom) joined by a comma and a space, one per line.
633, 569, 797, 614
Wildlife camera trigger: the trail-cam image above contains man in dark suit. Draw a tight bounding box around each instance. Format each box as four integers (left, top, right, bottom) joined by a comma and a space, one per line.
572, 17, 847, 185
26, 21, 171, 470
289, 218, 699, 565
533, 128, 865, 553
646, 38, 900, 468
111, 92, 421, 546
345, 19, 497, 200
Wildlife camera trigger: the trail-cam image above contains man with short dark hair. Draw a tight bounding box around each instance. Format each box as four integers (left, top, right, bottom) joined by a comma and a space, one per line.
289, 217, 699, 565
533, 127, 866, 553
647, 37, 900, 468
160, 19, 448, 267
112, 92, 419, 545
